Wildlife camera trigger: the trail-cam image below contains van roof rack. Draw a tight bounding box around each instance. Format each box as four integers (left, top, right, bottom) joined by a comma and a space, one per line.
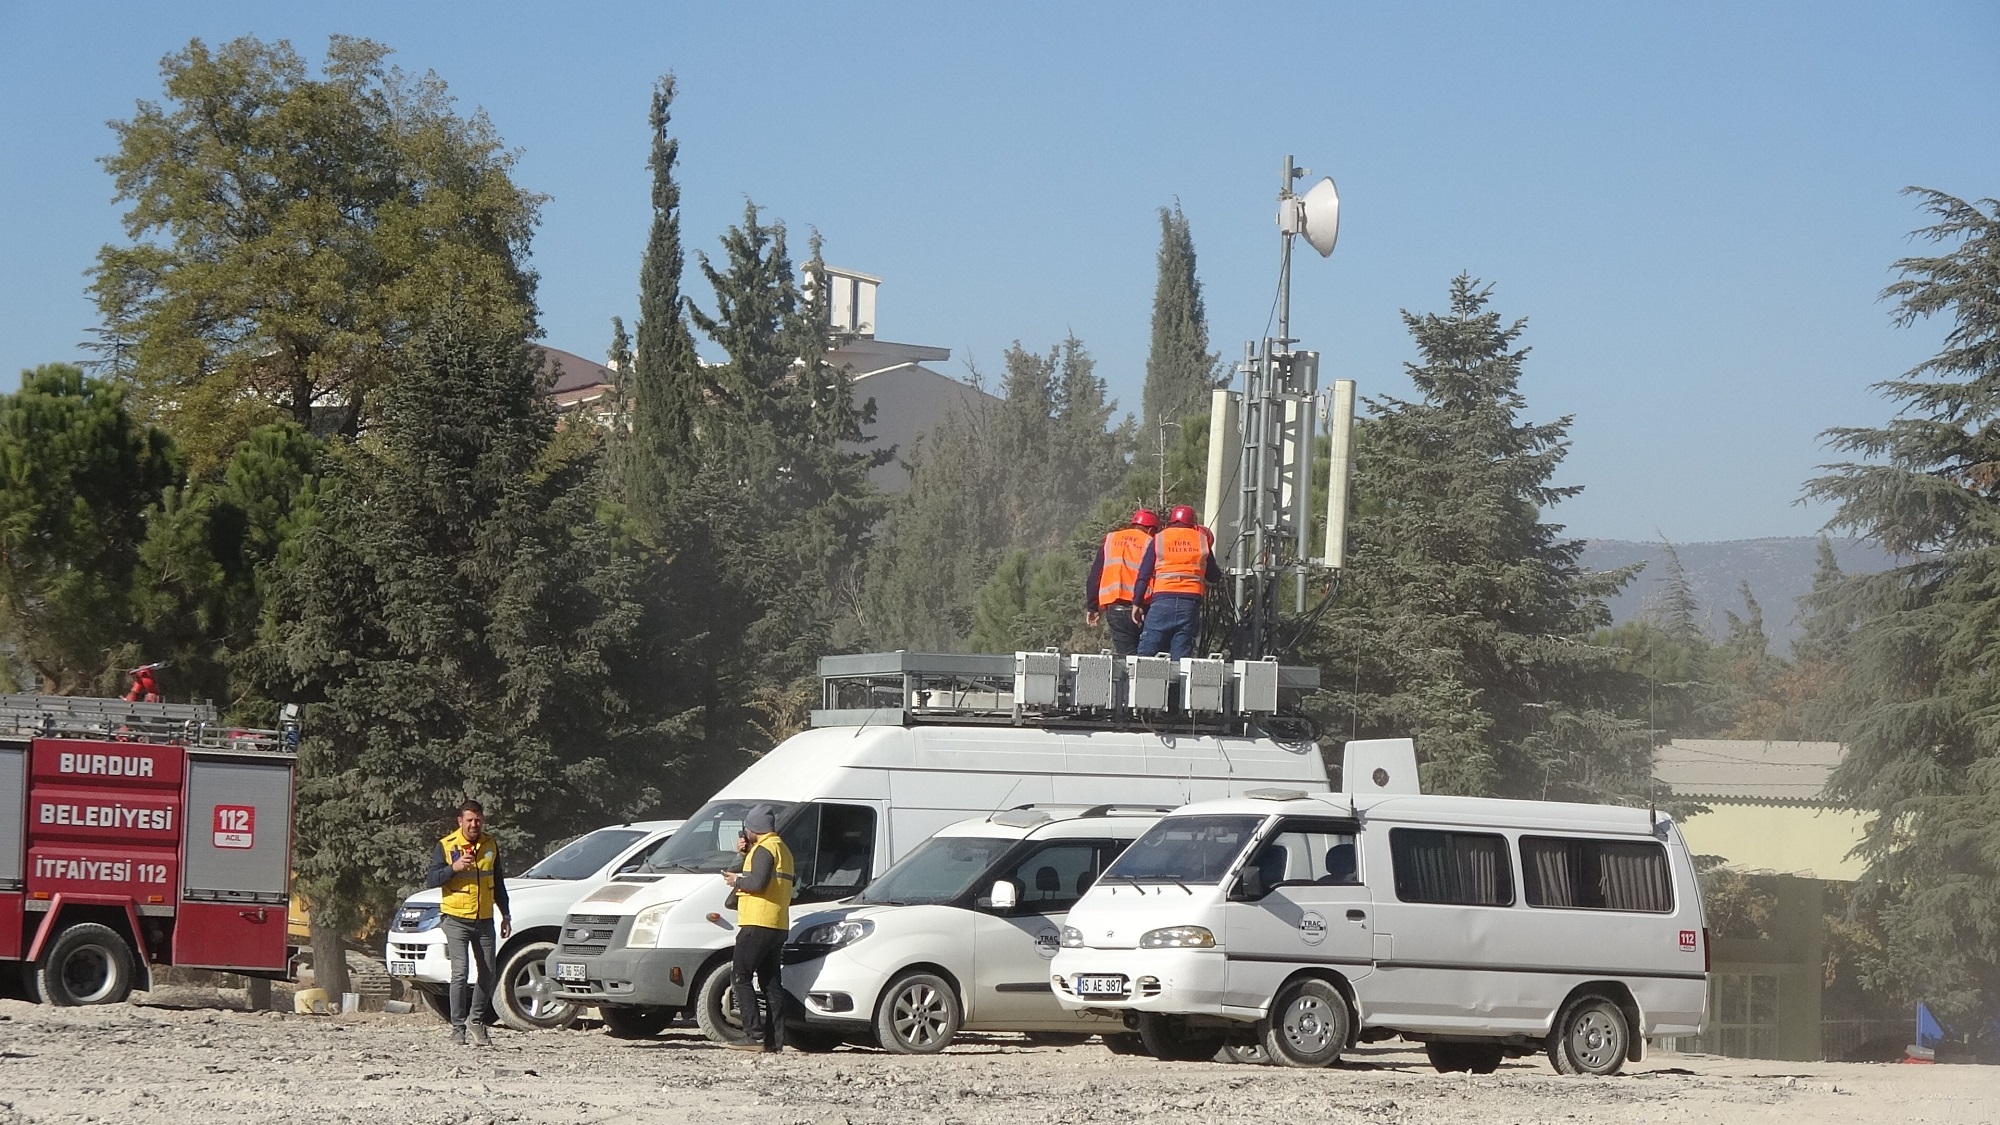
812, 650, 1319, 735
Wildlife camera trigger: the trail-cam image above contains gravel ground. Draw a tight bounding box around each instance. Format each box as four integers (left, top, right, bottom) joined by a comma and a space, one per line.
0, 994, 1993, 1125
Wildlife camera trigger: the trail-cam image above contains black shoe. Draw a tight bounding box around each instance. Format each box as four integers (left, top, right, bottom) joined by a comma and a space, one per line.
451, 1026, 468, 1046
469, 1022, 490, 1046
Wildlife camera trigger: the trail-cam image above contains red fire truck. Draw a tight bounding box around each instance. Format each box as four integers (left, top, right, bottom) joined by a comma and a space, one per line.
0, 694, 298, 1005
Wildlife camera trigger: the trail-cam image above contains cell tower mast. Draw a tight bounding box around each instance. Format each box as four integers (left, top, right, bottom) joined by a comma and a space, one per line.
1203, 155, 1357, 661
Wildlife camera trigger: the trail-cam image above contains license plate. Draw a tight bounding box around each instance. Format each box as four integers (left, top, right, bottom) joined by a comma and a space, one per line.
387, 961, 416, 977
555, 961, 587, 982
1074, 974, 1127, 997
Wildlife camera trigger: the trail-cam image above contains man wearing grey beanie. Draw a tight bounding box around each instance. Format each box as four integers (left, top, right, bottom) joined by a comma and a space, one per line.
721, 803, 795, 1051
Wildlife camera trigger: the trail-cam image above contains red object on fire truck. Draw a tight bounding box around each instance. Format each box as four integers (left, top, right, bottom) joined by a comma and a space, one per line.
0, 694, 297, 1005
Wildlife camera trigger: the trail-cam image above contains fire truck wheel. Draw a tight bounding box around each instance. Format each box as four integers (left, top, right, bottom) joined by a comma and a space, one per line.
37, 923, 135, 1007
495, 941, 578, 1032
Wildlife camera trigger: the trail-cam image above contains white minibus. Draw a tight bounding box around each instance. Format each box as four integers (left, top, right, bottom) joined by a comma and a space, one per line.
1051, 756, 1707, 1075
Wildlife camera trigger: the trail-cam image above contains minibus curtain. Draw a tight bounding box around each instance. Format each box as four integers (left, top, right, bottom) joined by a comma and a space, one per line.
1390, 829, 1512, 906
1522, 837, 1672, 912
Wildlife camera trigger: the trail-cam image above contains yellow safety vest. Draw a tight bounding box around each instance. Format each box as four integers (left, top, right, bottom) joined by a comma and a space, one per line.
736, 834, 796, 931
438, 828, 500, 921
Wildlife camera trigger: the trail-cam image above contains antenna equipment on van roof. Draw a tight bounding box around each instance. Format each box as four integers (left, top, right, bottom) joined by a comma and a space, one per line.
1204, 154, 1358, 662
814, 650, 1319, 736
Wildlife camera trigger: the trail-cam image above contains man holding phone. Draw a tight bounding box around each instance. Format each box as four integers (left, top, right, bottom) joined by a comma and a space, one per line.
720, 804, 794, 1052
425, 799, 513, 1046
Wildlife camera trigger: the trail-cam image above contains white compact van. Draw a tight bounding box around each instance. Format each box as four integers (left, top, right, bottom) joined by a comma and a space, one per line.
385, 819, 683, 1030
551, 722, 1328, 1038
779, 805, 1165, 1053
1052, 761, 1707, 1075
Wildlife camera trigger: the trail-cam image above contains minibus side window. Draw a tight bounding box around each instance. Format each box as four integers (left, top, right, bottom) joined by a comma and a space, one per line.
1247, 819, 1361, 888
999, 843, 1100, 913
1520, 836, 1673, 913
1389, 828, 1513, 906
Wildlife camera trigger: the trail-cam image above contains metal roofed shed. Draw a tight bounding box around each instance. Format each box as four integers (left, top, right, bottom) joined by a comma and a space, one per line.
1652, 740, 1844, 806
812, 650, 1320, 735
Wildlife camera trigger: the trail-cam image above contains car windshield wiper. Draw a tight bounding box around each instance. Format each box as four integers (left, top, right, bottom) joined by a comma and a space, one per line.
1101, 873, 1148, 894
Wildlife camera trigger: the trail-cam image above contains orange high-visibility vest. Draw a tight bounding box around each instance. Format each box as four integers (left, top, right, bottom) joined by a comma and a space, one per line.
1096, 528, 1151, 607
1151, 525, 1213, 598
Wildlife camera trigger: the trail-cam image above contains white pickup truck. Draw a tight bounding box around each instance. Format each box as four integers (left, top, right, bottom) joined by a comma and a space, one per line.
386, 819, 683, 1030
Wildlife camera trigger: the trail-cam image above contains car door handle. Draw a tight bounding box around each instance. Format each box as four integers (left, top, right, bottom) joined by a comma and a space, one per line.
1346, 909, 1366, 921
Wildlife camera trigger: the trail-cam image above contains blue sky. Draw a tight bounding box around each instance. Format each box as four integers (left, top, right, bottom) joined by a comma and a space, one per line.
2, 2, 1993, 542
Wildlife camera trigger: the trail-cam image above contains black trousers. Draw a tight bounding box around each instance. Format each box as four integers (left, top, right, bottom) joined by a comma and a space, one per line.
442, 915, 497, 1029
1104, 602, 1142, 657
732, 924, 786, 1049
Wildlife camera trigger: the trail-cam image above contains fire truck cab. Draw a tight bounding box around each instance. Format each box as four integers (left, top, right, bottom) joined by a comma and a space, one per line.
0, 695, 297, 1005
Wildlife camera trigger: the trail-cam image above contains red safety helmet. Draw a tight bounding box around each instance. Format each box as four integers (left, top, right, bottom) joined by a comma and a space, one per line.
1131, 508, 1161, 531
1167, 504, 1199, 527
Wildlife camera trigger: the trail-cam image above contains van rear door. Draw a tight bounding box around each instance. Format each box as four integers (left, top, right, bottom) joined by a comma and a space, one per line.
1222, 817, 1372, 1013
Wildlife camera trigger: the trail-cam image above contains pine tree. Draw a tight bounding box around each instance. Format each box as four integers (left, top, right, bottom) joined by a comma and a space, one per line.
1305, 277, 1650, 800
1803, 190, 2000, 1020
1141, 203, 1222, 435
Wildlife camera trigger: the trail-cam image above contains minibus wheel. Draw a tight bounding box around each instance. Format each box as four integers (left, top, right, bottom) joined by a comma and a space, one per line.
874, 971, 962, 1054
1260, 978, 1349, 1068
1549, 995, 1629, 1076
1136, 1013, 1227, 1061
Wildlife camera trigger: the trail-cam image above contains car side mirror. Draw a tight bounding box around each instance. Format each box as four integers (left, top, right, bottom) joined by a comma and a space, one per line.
1233, 867, 1267, 901
984, 880, 1018, 912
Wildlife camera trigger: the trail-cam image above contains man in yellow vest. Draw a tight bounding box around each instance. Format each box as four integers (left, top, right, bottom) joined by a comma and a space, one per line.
721, 804, 794, 1052
1132, 504, 1223, 660
425, 799, 513, 1046
1085, 508, 1160, 656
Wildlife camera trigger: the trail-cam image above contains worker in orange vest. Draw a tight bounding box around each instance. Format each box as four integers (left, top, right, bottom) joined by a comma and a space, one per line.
1085, 508, 1160, 656
1132, 504, 1222, 660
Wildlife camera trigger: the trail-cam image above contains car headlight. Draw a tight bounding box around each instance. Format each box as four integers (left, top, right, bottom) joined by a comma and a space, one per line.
395, 904, 441, 933
628, 902, 674, 947
794, 918, 874, 950
1140, 925, 1217, 949
1060, 925, 1085, 948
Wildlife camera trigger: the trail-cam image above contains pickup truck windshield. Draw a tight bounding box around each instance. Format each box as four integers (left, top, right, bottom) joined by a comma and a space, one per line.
522, 828, 646, 880
856, 836, 1018, 906
637, 801, 798, 874
1102, 814, 1263, 884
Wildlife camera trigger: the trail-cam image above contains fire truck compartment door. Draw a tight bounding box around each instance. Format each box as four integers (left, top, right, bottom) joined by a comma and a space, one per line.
181, 757, 292, 902
175, 756, 292, 971
0, 739, 24, 892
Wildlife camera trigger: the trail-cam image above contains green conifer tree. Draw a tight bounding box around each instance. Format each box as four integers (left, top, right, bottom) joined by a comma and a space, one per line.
1306, 277, 1649, 800
1141, 203, 1222, 436
1803, 189, 2000, 1020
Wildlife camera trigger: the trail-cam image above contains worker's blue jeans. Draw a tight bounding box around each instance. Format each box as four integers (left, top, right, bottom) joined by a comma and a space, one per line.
1136, 594, 1202, 660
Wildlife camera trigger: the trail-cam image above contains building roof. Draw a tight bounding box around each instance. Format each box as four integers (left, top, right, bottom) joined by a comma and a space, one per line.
534, 345, 618, 411
1653, 739, 1845, 805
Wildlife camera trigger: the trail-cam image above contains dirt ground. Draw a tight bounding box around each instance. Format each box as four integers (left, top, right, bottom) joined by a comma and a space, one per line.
0, 994, 1993, 1125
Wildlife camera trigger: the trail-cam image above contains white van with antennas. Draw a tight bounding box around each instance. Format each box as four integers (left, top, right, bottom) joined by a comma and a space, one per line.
1051, 739, 1708, 1075
549, 649, 1328, 1042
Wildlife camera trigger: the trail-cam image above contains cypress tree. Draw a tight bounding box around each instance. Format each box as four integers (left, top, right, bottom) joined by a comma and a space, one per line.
620, 74, 705, 532
1141, 203, 1222, 436
1804, 189, 2000, 1021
